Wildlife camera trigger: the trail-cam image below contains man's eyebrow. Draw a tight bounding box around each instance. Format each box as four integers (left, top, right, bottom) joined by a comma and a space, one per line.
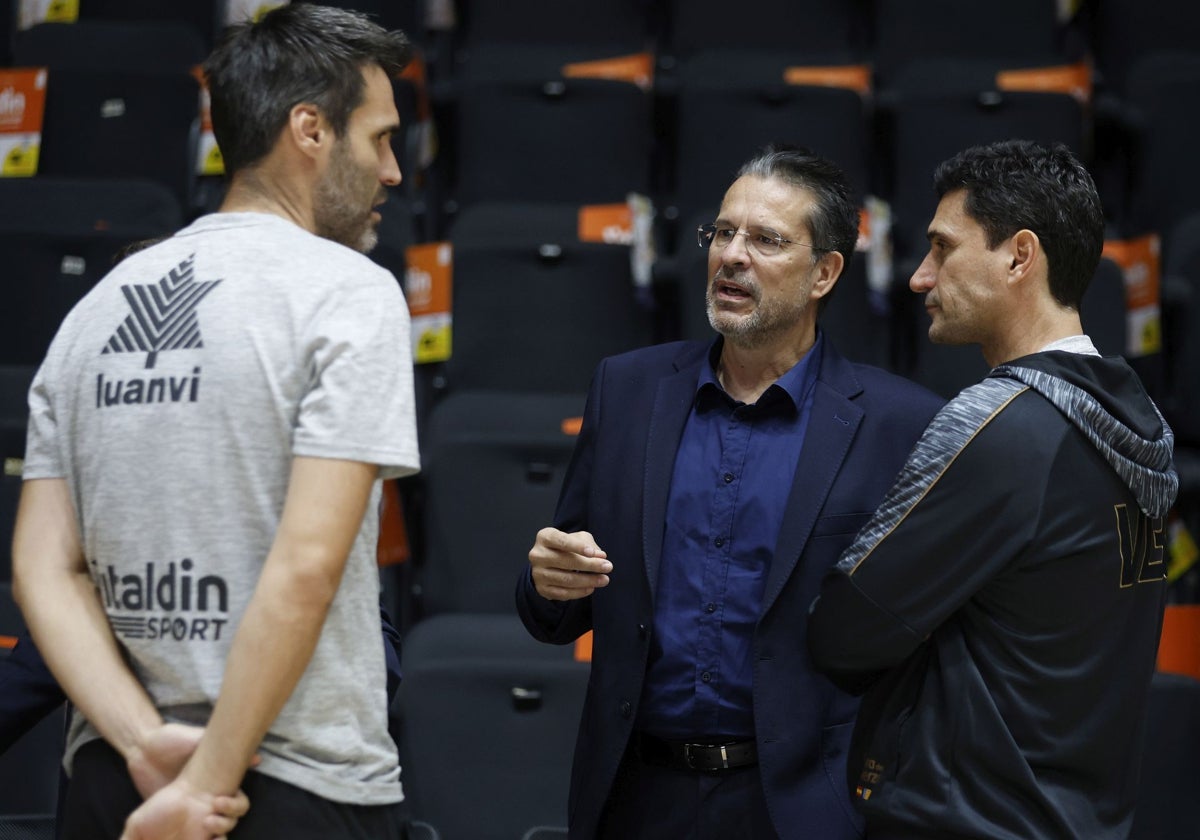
712, 220, 783, 233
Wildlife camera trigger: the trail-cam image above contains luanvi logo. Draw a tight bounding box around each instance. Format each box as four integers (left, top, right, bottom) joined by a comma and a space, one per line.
102, 255, 222, 369
95, 366, 202, 409
93, 557, 231, 642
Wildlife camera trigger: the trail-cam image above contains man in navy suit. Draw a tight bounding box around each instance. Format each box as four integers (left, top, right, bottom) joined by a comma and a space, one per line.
0, 633, 61, 755
516, 146, 944, 839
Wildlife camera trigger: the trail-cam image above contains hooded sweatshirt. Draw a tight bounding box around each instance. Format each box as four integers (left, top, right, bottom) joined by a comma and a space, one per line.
808, 349, 1178, 840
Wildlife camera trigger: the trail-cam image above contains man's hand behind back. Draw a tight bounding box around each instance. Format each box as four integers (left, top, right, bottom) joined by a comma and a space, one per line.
120, 777, 249, 840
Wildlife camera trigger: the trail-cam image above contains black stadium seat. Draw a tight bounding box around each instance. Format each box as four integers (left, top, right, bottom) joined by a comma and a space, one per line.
36, 69, 200, 210
418, 390, 584, 615
0, 177, 182, 366
76, 0, 221, 52
665, 0, 862, 66
13, 19, 206, 74
451, 48, 653, 208
397, 613, 587, 840
871, 0, 1066, 85
443, 201, 653, 393
671, 54, 870, 223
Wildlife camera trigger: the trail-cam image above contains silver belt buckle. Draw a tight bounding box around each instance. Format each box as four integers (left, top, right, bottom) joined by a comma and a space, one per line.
719, 744, 730, 769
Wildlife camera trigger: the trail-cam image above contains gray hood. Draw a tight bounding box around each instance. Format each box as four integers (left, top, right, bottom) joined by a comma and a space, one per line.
996, 352, 1179, 518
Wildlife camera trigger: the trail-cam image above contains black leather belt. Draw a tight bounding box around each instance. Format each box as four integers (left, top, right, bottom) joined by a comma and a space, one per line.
634, 732, 758, 772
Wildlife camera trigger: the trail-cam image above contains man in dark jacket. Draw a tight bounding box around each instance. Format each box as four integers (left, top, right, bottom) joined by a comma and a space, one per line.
809, 140, 1178, 840
517, 146, 943, 839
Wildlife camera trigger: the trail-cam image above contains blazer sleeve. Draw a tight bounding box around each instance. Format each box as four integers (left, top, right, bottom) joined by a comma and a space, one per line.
0, 632, 67, 755
380, 604, 403, 703
515, 358, 605, 645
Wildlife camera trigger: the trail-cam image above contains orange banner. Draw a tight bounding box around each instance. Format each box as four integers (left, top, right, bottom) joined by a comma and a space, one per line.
783, 64, 872, 95
856, 206, 870, 251
574, 630, 593, 662
1103, 234, 1161, 310
376, 479, 410, 567
0, 67, 46, 177
563, 52, 653, 91
405, 242, 452, 316
1157, 604, 1200, 682
191, 65, 224, 176
0, 67, 46, 133
1102, 234, 1162, 356
405, 242, 453, 363
578, 203, 633, 244
400, 53, 431, 120
996, 62, 1092, 103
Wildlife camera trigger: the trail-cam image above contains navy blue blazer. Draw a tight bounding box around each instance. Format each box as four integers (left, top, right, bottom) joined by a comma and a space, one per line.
0, 632, 62, 755
516, 338, 944, 840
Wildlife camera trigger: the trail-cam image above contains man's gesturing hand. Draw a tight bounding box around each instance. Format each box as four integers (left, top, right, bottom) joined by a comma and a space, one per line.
529, 528, 612, 601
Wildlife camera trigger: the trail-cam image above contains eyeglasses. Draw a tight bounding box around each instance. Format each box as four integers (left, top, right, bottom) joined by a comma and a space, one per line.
697, 223, 823, 257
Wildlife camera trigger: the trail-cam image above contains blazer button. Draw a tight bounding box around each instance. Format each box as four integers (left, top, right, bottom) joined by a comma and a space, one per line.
637, 623, 648, 639
620, 700, 632, 719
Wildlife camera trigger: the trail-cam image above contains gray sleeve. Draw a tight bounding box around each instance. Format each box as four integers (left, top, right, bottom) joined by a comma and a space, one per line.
292, 269, 420, 479
22, 358, 65, 480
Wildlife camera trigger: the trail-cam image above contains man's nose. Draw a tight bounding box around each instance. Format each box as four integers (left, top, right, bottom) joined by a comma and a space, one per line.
721, 230, 752, 265
380, 145, 402, 187
910, 252, 935, 293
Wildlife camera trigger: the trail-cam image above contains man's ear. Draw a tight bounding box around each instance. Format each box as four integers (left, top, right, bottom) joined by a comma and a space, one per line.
1007, 229, 1040, 287
810, 250, 845, 302
287, 103, 327, 160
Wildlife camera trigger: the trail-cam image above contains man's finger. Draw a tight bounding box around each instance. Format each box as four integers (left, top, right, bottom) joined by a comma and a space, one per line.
212, 792, 250, 818
538, 583, 603, 601
537, 527, 608, 560
533, 567, 611, 601
204, 813, 239, 836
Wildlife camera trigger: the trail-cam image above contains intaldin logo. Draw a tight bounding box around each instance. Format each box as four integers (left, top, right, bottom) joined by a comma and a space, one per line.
94, 557, 232, 643
103, 254, 222, 369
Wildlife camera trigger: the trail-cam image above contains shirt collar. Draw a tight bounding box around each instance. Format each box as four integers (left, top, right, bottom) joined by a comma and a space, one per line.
698, 331, 825, 411
1036, 334, 1100, 356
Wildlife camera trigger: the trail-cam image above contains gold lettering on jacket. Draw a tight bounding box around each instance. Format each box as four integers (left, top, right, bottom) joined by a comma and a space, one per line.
1115, 504, 1166, 588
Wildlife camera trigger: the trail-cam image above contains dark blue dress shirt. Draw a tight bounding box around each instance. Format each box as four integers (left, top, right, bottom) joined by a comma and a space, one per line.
637, 335, 823, 740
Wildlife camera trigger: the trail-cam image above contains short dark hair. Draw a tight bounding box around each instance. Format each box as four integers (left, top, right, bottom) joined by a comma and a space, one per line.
736, 145, 860, 267
933, 140, 1104, 310
203, 3, 411, 174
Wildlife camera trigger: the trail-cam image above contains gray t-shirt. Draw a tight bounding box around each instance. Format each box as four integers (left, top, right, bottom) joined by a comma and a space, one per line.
24, 212, 420, 805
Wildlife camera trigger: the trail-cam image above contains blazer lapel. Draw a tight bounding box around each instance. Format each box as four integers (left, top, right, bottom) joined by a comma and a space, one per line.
760, 353, 863, 615
642, 351, 705, 603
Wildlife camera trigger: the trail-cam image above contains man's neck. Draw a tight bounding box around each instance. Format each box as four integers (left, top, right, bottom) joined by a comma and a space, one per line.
218, 168, 312, 235
718, 331, 816, 404
983, 303, 1084, 368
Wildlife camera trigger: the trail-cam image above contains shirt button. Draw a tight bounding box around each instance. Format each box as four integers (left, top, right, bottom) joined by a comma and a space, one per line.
620, 700, 632, 718
723, 472, 734, 483
714, 537, 725, 548
701, 672, 712, 683
705, 603, 716, 614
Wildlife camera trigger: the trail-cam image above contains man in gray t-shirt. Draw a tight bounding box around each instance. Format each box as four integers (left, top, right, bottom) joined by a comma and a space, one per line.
13, 6, 419, 839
